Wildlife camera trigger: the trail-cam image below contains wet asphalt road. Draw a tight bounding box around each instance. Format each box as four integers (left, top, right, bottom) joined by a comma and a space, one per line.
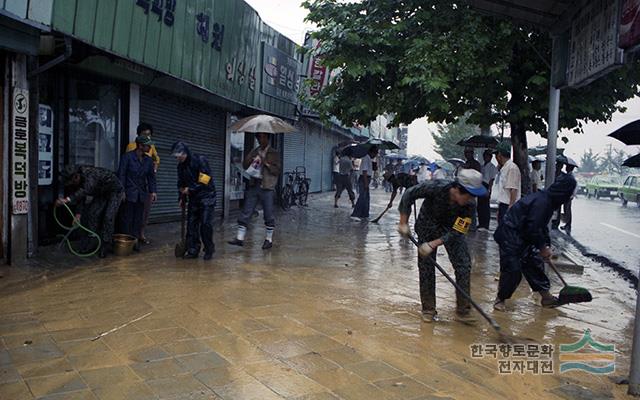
568, 195, 640, 274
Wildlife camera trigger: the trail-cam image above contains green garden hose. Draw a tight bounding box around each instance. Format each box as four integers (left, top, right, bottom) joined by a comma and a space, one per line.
53, 202, 102, 257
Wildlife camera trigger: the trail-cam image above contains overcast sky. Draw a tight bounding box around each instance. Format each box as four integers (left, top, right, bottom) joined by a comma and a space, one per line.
246, 0, 640, 162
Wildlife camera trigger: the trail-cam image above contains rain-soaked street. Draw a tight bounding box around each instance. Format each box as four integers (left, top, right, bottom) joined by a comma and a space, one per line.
0, 191, 636, 400
568, 196, 640, 275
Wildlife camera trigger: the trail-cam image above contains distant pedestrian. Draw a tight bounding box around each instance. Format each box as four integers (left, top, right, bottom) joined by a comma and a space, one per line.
332, 151, 340, 191
478, 150, 498, 231
334, 154, 356, 208
494, 142, 521, 225
530, 160, 542, 192
172, 142, 217, 260
417, 163, 429, 183
56, 165, 124, 258
383, 170, 417, 209
493, 173, 577, 311
126, 123, 160, 244
560, 164, 578, 235
462, 147, 482, 172
229, 132, 281, 250
118, 135, 157, 251
397, 169, 487, 323
350, 146, 378, 221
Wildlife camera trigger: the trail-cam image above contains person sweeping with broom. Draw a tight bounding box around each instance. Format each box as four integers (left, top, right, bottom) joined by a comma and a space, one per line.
493, 172, 590, 311
397, 169, 487, 323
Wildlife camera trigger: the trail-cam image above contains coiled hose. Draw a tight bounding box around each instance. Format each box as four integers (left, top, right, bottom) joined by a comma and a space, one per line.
53, 202, 102, 257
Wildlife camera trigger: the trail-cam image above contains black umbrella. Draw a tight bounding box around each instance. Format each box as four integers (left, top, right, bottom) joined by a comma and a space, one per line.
608, 120, 640, 145
623, 153, 640, 168
340, 143, 369, 158
457, 135, 499, 148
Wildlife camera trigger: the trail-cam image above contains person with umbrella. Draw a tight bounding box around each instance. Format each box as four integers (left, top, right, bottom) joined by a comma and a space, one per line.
397, 169, 487, 323
493, 173, 577, 311
171, 142, 217, 260
228, 115, 289, 249
350, 146, 379, 221
478, 149, 498, 231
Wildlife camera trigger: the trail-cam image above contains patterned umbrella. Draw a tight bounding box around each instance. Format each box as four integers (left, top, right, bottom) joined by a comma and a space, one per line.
230, 114, 296, 134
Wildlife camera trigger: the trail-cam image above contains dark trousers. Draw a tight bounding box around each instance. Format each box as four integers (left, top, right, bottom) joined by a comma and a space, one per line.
335, 174, 355, 202
477, 186, 491, 229
417, 235, 471, 314
497, 202, 509, 226
84, 191, 123, 246
239, 186, 275, 228
563, 199, 572, 230
187, 201, 215, 256
497, 244, 551, 301
351, 176, 370, 218
122, 200, 145, 240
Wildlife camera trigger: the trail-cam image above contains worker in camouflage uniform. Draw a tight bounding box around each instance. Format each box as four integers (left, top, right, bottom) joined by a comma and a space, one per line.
397, 169, 487, 323
56, 165, 124, 258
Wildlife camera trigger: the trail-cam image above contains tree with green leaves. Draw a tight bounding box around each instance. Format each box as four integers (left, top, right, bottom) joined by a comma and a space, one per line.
431, 116, 477, 160
599, 146, 628, 175
303, 0, 640, 192
579, 149, 600, 173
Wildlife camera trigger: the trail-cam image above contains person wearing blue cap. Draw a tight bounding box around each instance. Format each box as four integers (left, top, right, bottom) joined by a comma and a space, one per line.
396, 169, 487, 323
493, 172, 577, 311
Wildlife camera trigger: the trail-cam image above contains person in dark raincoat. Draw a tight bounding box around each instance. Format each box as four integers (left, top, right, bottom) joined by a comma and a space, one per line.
383, 170, 417, 209
493, 172, 577, 311
118, 135, 157, 250
171, 142, 217, 260
397, 169, 487, 323
56, 165, 124, 258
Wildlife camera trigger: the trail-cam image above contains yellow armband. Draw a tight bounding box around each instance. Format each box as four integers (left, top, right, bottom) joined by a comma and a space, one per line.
198, 173, 211, 185
452, 217, 472, 234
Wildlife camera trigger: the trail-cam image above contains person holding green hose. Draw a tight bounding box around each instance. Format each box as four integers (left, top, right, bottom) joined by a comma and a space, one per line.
56, 165, 124, 258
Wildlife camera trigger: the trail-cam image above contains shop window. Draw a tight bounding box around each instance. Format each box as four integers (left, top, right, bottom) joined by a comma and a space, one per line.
68, 79, 121, 171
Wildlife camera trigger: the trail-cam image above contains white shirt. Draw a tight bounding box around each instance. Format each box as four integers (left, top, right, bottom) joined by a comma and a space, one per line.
359, 155, 373, 176
417, 166, 429, 183
481, 162, 498, 184
530, 169, 541, 190
433, 169, 446, 180
497, 159, 521, 205
333, 156, 340, 173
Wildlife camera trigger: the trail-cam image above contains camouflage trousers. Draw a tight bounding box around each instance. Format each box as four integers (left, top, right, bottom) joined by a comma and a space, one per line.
83, 191, 123, 246
417, 233, 472, 314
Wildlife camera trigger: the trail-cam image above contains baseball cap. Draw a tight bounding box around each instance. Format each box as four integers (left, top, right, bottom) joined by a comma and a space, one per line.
493, 141, 511, 156
136, 135, 153, 146
456, 168, 487, 197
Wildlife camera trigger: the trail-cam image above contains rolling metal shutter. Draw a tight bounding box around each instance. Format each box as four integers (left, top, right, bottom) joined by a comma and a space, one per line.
140, 88, 226, 221
304, 125, 324, 193
283, 130, 305, 176
322, 132, 342, 192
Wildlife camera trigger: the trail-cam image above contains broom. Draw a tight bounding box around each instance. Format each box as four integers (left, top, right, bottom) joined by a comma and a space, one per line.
546, 259, 593, 305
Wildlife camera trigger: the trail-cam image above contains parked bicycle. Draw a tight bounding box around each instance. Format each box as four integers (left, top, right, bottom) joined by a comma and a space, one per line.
280, 166, 310, 210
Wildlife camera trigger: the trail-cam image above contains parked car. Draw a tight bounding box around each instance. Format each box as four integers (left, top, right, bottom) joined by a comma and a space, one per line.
619, 175, 640, 207
585, 175, 622, 200
575, 175, 589, 195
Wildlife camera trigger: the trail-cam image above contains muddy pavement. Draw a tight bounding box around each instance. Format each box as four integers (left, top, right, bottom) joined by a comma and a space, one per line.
0, 190, 636, 399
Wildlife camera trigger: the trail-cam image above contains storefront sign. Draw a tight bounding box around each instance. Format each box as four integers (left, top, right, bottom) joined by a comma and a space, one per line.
620, 0, 640, 49
261, 42, 301, 104
196, 12, 225, 51
567, 0, 624, 87
136, 0, 176, 26
38, 105, 53, 186
307, 40, 328, 97
12, 88, 29, 214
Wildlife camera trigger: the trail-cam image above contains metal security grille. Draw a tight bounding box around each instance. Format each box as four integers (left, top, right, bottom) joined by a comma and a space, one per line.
139, 88, 225, 221
283, 131, 306, 176
304, 125, 324, 193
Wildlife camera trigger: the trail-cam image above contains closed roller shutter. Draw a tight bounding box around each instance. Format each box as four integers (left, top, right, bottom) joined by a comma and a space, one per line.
140, 88, 226, 221
304, 125, 324, 193
283, 131, 305, 176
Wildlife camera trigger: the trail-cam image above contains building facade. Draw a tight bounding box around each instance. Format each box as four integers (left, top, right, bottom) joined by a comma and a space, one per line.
0, 0, 365, 265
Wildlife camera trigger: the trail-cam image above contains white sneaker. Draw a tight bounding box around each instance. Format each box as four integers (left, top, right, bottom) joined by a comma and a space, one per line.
477, 227, 488, 232
350, 216, 361, 222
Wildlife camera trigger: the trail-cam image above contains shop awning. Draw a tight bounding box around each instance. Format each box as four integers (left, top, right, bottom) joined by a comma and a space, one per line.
468, 0, 575, 30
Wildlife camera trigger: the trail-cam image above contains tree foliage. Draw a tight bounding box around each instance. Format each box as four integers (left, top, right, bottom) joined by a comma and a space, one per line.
431, 116, 477, 160
303, 0, 640, 190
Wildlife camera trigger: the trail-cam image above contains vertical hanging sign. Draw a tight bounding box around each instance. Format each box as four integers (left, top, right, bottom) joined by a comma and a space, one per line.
12, 88, 29, 214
